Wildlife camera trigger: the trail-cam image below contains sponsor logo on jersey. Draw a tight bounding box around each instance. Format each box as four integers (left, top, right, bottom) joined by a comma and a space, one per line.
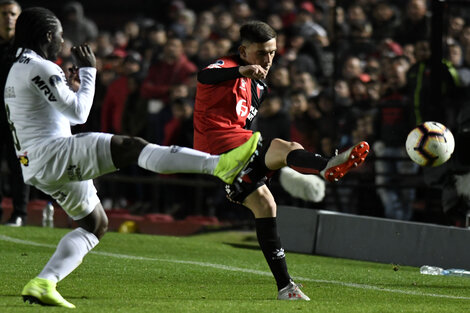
52, 191, 67, 203
31, 75, 57, 102
18, 55, 31, 64
236, 99, 248, 117
49, 75, 62, 87
67, 165, 83, 181
239, 78, 247, 91
18, 153, 29, 167
247, 105, 258, 122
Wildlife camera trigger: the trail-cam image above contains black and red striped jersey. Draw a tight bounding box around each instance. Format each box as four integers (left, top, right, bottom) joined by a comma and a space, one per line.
193, 55, 268, 154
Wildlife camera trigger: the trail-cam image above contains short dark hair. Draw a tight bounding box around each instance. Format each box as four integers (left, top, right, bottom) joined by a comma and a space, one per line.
0, 0, 20, 6
240, 21, 276, 44
13, 7, 59, 51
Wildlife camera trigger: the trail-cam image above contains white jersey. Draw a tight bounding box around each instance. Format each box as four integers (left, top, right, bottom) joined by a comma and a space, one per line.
4, 48, 97, 182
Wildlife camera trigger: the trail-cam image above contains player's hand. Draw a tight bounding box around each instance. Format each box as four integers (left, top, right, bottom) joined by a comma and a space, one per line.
239, 65, 268, 80
67, 65, 80, 92
71, 43, 96, 68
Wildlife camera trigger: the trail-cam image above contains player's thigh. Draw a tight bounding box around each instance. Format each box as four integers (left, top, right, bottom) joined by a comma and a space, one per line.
35, 179, 100, 221
243, 184, 277, 218
35, 132, 116, 184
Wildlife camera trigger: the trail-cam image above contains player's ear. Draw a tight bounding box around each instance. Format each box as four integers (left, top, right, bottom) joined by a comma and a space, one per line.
46, 31, 53, 43
239, 45, 246, 58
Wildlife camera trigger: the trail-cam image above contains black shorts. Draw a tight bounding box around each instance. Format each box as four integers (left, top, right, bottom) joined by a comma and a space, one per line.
224, 136, 274, 204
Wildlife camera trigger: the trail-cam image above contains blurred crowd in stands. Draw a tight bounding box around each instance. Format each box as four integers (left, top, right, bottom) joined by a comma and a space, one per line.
21, 0, 470, 224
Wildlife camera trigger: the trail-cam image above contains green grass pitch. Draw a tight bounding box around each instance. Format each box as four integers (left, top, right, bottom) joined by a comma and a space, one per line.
1, 225, 470, 312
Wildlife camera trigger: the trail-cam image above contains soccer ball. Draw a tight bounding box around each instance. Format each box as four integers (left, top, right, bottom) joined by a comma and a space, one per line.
405, 121, 455, 167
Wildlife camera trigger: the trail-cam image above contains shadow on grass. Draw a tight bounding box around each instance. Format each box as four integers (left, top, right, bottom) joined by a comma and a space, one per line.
223, 242, 261, 251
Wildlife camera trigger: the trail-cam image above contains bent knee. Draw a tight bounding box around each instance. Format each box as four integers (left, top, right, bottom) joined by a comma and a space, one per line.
269, 138, 303, 153
112, 135, 148, 149
111, 135, 149, 169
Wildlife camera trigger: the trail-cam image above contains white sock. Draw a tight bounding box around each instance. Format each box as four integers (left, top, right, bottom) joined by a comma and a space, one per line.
37, 227, 99, 283
137, 144, 219, 175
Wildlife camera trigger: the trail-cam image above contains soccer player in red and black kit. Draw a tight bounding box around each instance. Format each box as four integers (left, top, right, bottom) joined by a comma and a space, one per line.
194, 21, 369, 300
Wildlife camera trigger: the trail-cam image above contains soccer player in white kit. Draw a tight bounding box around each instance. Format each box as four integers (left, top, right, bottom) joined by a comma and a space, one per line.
4, 7, 261, 308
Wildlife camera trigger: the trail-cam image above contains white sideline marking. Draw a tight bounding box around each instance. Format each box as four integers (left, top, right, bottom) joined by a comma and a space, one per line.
2, 234, 470, 301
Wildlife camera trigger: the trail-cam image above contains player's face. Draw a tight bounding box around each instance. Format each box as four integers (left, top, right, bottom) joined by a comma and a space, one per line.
241, 38, 276, 73
47, 20, 64, 61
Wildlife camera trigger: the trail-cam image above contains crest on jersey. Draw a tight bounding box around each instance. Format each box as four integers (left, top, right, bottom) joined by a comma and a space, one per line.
49, 75, 62, 87
18, 153, 29, 167
4, 86, 15, 98
206, 59, 225, 69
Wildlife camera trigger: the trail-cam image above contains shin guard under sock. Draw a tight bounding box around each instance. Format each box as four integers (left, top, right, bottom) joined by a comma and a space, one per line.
286, 149, 329, 174
255, 217, 291, 290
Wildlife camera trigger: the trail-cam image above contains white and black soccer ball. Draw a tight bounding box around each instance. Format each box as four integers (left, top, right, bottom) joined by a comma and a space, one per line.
405, 121, 455, 167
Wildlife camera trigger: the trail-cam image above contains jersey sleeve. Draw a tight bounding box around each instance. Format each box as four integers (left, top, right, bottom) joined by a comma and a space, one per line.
30, 61, 96, 125
197, 57, 243, 85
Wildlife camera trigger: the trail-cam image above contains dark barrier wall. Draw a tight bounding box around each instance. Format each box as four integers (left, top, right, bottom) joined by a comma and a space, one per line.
277, 206, 470, 269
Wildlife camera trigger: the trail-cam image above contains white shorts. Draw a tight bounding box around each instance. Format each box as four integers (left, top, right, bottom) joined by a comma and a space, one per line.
27, 133, 116, 220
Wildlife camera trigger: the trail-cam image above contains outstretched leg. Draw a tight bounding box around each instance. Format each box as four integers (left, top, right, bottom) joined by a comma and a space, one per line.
110, 133, 261, 184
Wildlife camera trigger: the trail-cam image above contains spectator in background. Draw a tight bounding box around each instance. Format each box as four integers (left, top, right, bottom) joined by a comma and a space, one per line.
213, 10, 234, 39
314, 90, 338, 141
101, 51, 143, 135
215, 37, 233, 56
341, 55, 369, 82
395, 0, 431, 45
267, 13, 284, 32
163, 96, 194, 148
447, 15, 465, 44
282, 27, 323, 79
92, 32, 114, 58
374, 56, 418, 220
123, 20, 143, 52
193, 22, 213, 42
0, 0, 29, 226
183, 35, 200, 65
278, 0, 297, 28
226, 22, 242, 43
288, 89, 317, 152
349, 77, 371, 111
197, 10, 216, 30
459, 25, 470, 51
231, 0, 253, 23
141, 23, 167, 69
292, 70, 320, 99
371, 1, 401, 41
256, 92, 291, 141
268, 65, 291, 109
295, 2, 328, 45
195, 39, 217, 69
61, 1, 98, 45
406, 40, 459, 125
141, 37, 197, 143
169, 8, 196, 39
